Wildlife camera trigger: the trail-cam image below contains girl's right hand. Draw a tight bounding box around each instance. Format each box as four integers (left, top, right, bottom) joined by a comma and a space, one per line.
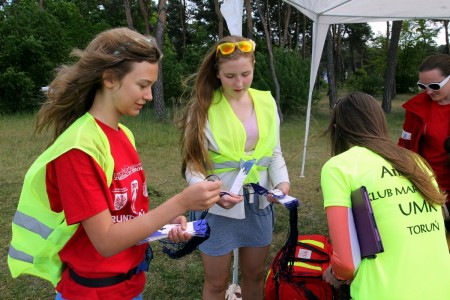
181, 180, 222, 211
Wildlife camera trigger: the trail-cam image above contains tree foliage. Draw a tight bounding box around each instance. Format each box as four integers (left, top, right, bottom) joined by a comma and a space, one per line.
254, 48, 317, 114
0, 0, 70, 113
0, 0, 448, 115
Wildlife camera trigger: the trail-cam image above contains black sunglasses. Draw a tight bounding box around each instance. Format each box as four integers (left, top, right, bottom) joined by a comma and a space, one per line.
417, 75, 450, 91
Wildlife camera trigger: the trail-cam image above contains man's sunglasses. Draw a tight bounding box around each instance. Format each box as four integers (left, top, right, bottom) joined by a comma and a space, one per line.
417, 74, 450, 91
216, 40, 255, 57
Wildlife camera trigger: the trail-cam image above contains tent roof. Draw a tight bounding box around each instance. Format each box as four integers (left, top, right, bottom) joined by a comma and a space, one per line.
282, 0, 450, 176
284, 0, 450, 24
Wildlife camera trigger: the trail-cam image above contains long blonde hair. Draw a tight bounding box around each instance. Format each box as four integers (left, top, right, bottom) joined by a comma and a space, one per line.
36, 27, 162, 144
325, 92, 446, 205
177, 36, 255, 177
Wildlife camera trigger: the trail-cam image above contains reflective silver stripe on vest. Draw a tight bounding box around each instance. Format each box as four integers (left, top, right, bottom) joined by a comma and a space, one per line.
12, 210, 53, 239
9, 245, 33, 263
213, 157, 271, 170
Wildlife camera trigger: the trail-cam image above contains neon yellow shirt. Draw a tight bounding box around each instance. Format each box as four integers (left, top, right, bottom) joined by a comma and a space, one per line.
321, 146, 450, 300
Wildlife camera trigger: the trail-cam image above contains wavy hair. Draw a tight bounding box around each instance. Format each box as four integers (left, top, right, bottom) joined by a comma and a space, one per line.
325, 92, 446, 205
36, 27, 162, 144
177, 35, 255, 177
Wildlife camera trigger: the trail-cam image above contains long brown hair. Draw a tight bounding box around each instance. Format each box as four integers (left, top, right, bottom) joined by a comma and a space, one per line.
36, 27, 162, 144
177, 36, 255, 177
325, 92, 446, 205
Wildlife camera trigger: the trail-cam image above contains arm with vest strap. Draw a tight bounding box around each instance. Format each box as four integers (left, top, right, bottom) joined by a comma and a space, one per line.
268, 106, 290, 196
53, 150, 222, 257
398, 109, 416, 150
268, 142, 289, 195
81, 182, 221, 257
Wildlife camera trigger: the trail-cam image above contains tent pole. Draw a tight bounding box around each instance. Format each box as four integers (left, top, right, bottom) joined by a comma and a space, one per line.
300, 90, 313, 177
300, 22, 329, 177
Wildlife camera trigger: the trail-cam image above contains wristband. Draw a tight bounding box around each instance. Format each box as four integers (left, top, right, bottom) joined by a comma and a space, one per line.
330, 268, 345, 282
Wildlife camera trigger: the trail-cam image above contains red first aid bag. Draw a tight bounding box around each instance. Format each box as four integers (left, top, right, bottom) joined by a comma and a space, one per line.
265, 234, 335, 300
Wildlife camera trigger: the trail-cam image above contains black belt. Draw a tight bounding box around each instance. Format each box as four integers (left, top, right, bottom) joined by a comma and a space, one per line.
69, 266, 138, 288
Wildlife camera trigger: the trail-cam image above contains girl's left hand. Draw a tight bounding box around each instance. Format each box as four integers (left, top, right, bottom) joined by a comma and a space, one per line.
217, 192, 243, 209
322, 265, 345, 288
267, 182, 290, 203
167, 216, 192, 243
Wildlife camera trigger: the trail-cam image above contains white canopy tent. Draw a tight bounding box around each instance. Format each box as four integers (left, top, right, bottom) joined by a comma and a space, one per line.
281, 0, 450, 176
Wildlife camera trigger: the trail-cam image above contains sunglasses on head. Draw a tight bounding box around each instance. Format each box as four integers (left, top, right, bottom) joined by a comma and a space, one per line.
216, 40, 255, 57
417, 74, 450, 91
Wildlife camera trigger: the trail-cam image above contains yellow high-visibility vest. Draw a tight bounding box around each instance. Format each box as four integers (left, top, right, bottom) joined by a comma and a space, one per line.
8, 113, 135, 287
208, 88, 278, 183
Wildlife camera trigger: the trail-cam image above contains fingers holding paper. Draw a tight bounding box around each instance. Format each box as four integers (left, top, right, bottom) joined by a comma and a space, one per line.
267, 182, 290, 204
167, 216, 192, 243
275, 182, 290, 195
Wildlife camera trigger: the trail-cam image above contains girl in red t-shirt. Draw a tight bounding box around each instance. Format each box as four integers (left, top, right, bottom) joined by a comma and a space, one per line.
32, 28, 221, 300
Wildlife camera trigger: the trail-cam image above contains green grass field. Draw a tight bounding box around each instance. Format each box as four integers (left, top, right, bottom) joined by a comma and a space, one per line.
0, 94, 410, 299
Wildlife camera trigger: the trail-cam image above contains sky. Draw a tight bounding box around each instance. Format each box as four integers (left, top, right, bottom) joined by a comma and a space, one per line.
369, 21, 447, 45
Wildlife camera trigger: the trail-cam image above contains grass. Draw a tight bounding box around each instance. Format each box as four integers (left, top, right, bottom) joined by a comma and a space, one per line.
0, 94, 411, 299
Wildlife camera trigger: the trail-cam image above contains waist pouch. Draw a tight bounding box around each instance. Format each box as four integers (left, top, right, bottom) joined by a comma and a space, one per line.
69, 245, 153, 288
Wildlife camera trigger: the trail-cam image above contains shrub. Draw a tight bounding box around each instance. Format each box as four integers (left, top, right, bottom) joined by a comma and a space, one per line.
253, 48, 317, 116
345, 68, 384, 96
395, 73, 418, 93
0, 67, 37, 114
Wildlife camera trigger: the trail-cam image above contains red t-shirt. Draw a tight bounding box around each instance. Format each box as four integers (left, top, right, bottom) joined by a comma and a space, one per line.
46, 120, 149, 300
419, 101, 450, 191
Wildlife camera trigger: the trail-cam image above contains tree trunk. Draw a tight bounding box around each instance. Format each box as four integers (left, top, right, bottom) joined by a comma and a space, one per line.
139, 0, 150, 35
302, 14, 306, 59
245, 0, 253, 39
39, 0, 44, 9
333, 25, 343, 82
326, 27, 337, 109
255, 0, 282, 121
277, 0, 282, 46
444, 20, 449, 55
180, 0, 187, 57
293, 12, 300, 51
265, 0, 272, 41
123, 0, 135, 30
385, 21, 390, 53
382, 20, 402, 113
153, 0, 167, 120
214, 0, 224, 38
282, 4, 291, 48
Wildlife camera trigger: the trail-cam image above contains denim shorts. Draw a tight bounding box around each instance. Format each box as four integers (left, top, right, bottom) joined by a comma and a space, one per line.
192, 193, 274, 256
